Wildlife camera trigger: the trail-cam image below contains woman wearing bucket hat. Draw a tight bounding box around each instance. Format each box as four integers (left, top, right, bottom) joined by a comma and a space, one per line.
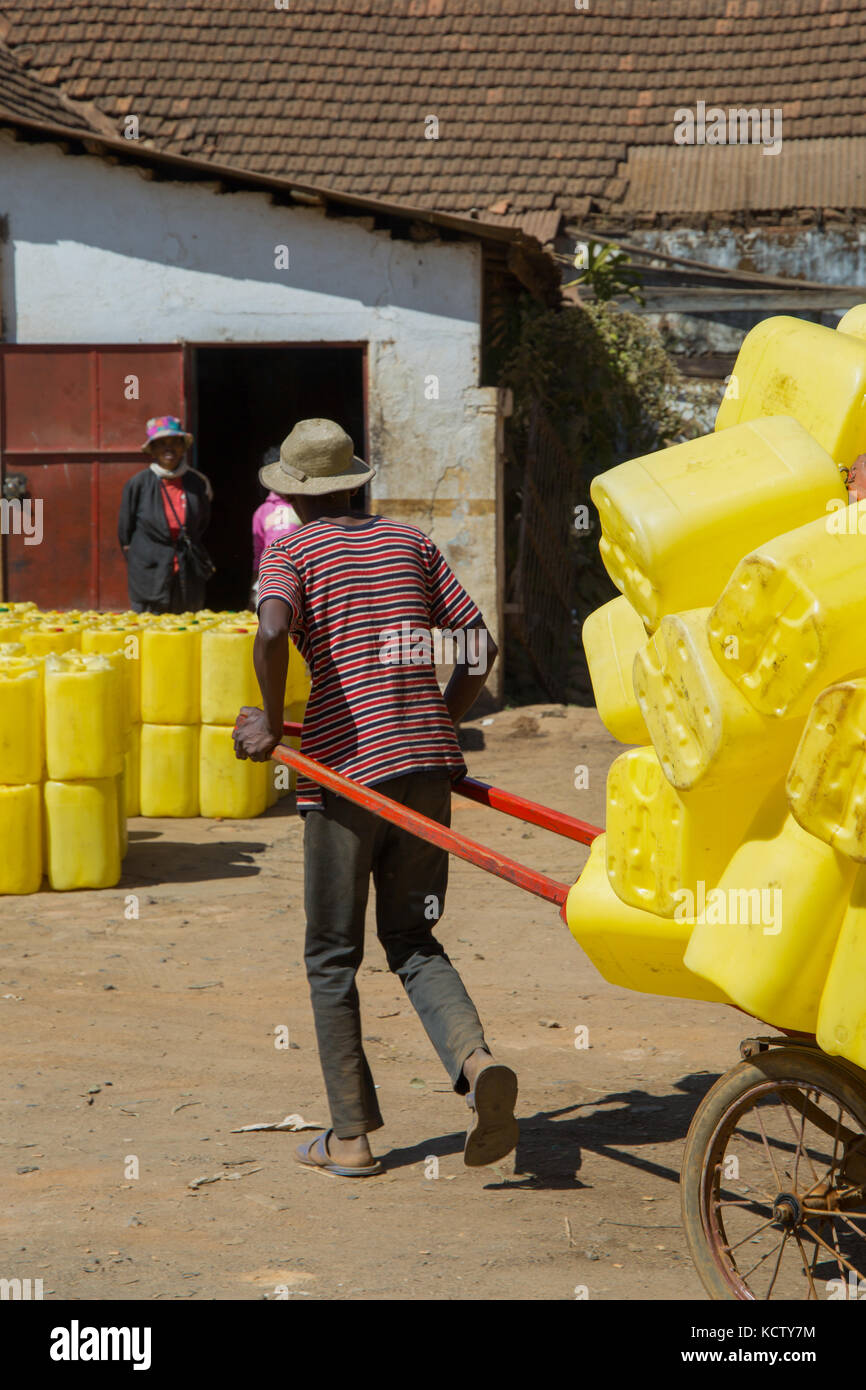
118, 415, 214, 613
234, 419, 517, 1176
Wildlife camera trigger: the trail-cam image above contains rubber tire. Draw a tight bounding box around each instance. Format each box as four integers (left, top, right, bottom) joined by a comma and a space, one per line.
680, 1047, 866, 1301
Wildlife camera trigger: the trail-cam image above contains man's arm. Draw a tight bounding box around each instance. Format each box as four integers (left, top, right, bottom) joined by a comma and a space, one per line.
233, 597, 290, 760
443, 618, 498, 726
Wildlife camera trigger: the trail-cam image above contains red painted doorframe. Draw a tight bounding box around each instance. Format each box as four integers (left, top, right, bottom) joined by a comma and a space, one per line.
0, 344, 189, 608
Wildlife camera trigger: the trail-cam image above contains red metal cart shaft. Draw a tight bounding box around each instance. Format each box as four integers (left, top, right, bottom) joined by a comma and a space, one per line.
281, 721, 601, 847
271, 740, 575, 906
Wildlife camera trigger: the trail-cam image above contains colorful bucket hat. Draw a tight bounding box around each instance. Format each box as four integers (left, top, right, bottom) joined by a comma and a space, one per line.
142, 416, 193, 451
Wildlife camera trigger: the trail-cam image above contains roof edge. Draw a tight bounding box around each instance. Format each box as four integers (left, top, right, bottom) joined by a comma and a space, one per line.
0, 106, 553, 253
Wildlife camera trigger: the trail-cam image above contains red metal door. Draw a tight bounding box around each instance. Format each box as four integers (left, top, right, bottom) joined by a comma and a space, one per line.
0, 346, 188, 609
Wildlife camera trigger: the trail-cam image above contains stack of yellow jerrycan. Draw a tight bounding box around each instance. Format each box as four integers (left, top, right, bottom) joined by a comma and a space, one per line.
0, 601, 312, 893
43, 651, 127, 890
200, 621, 270, 818
0, 654, 43, 893
140, 616, 203, 816
573, 307, 866, 1072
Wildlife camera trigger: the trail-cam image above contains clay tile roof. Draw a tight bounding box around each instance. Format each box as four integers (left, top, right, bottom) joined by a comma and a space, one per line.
0, 0, 864, 221
0, 37, 93, 130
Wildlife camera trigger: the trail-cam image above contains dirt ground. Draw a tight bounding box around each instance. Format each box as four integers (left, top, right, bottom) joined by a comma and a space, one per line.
1, 704, 748, 1302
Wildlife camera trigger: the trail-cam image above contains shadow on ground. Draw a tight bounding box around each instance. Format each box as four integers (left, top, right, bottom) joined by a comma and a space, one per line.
379, 1071, 722, 1189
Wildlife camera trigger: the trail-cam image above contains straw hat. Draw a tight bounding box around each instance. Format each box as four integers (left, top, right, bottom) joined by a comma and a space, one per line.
259, 419, 374, 496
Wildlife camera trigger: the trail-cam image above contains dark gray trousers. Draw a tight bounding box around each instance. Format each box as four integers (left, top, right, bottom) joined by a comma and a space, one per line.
303, 770, 487, 1138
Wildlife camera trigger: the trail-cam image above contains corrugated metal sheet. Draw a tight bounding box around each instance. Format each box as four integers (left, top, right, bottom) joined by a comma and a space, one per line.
484, 210, 563, 245
620, 139, 866, 214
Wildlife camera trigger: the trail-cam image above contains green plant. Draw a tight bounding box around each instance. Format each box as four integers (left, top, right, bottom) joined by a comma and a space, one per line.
565, 241, 645, 305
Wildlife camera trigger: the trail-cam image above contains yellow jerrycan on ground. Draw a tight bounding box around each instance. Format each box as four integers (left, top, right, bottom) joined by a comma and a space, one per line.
786, 679, 866, 859
605, 746, 757, 917
200, 624, 259, 725
582, 596, 650, 745
0, 615, 23, 645
200, 724, 268, 819
82, 624, 141, 724
590, 415, 843, 631
633, 608, 802, 791
22, 623, 82, 658
565, 834, 729, 1003
707, 498, 866, 720
684, 782, 857, 1033
816, 866, 866, 1071
0, 656, 44, 783
141, 624, 201, 724
125, 722, 141, 818
43, 777, 121, 890
140, 723, 200, 817
0, 783, 42, 894
280, 642, 312, 796
716, 314, 866, 467
44, 652, 125, 781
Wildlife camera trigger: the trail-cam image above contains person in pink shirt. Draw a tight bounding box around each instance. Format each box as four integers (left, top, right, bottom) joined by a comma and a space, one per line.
250, 448, 302, 604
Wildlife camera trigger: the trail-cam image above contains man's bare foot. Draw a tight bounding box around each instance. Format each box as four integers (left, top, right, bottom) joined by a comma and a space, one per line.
325, 1132, 375, 1167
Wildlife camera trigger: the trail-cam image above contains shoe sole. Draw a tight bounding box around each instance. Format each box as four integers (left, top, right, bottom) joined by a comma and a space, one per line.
464, 1064, 519, 1167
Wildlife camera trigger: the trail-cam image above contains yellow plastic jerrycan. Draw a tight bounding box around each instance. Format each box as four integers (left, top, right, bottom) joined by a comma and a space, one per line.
816, 866, 866, 1070
141, 625, 201, 724
199, 724, 268, 819
582, 596, 650, 745
0, 783, 42, 893
684, 783, 857, 1033
590, 416, 843, 631
633, 608, 802, 791
43, 778, 121, 890
786, 679, 866, 860
140, 724, 199, 817
707, 499, 866, 720
605, 746, 757, 917
0, 656, 44, 784
125, 722, 141, 818
716, 315, 866, 467
265, 762, 279, 808
837, 304, 866, 342
201, 624, 259, 725
44, 652, 125, 781
0, 617, 22, 645
81, 625, 141, 725
286, 641, 311, 707
115, 770, 128, 858
22, 623, 82, 657
565, 834, 729, 1003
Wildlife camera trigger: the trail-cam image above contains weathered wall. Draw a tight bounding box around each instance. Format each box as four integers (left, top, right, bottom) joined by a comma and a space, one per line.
0, 132, 503, 691
627, 225, 866, 355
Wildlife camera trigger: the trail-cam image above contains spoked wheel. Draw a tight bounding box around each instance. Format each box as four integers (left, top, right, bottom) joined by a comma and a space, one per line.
681, 1046, 866, 1300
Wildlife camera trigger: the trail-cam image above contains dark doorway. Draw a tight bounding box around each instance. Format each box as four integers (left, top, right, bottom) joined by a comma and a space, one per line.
192, 345, 366, 609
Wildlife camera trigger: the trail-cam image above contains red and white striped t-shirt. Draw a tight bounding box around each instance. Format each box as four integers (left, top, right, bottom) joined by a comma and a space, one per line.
257, 516, 484, 810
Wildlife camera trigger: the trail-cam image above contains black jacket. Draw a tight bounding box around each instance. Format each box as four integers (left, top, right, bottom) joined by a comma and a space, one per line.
118, 467, 211, 608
